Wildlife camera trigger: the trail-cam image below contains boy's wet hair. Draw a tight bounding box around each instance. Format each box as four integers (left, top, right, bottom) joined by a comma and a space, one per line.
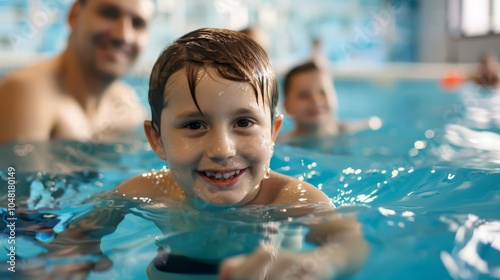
283, 61, 320, 97
148, 27, 278, 134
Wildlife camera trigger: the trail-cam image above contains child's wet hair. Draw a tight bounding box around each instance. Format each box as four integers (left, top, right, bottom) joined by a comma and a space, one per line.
148, 27, 278, 134
283, 61, 320, 97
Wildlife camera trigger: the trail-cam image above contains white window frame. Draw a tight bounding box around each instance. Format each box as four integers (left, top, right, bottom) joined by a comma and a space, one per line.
450, 0, 500, 37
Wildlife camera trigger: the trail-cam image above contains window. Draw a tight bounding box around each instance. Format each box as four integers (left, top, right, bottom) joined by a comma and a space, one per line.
461, 0, 490, 36
452, 0, 500, 37
494, 0, 500, 33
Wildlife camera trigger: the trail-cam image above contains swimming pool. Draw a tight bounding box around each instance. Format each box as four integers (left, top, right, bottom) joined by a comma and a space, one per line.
1, 79, 499, 280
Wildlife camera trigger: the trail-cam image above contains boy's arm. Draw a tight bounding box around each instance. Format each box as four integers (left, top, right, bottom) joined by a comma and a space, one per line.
220, 207, 369, 280
339, 116, 382, 134
219, 174, 366, 279
302, 214, 370, 277
26, 173, 175, 278
18, 197, 131, 279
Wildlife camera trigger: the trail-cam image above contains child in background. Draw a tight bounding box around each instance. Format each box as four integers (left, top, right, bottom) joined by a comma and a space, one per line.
469, 51, 500, 88
278, 61, 382, 142
20, 28, 368, 280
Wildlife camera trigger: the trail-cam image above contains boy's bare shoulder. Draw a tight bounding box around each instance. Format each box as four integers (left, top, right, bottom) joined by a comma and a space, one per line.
259, 172, 332, 206
115, 169, 185, 201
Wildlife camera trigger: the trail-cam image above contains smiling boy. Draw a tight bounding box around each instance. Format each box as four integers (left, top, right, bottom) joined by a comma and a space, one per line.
115, 28, 367, 279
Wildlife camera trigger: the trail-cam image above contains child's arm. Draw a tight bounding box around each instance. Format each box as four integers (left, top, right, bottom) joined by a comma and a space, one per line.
219, 212, 368, 280
18, 197, 132, 279
24, 172, 179, 278
339, 116, 382, 133
220, 175, 368, 280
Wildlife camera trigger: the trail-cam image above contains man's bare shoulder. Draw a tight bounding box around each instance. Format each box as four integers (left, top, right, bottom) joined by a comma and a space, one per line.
115, 169, 185, 202
104, 81, 146, 127
0, 60, 58, 143
0, 58, 58, 98
108, 82, 144, 107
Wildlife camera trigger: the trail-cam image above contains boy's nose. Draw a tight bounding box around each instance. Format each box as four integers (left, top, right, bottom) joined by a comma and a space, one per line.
206, 133, 237, 161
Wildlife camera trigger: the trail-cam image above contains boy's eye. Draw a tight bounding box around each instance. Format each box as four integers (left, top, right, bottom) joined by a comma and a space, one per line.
235, 119, 254, 128
184, 122, 205, 130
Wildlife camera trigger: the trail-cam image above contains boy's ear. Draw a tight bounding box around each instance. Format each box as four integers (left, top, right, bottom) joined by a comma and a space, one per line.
67, 1, 82, 30
271, 114, 283, 142
144, 120, 167, 161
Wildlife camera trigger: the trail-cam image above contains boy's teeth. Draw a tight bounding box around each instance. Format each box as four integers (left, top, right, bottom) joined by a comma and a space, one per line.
204, 170, 241, 180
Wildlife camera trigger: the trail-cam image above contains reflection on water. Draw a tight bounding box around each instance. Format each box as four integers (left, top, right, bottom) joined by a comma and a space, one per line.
441, 216, 500, 280
435, 84, 500, 171
437, 124, 500, 169
460, 84, 500, 130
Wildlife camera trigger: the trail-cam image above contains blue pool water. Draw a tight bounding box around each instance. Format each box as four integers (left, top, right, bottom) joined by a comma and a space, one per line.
1, 80, 499, 280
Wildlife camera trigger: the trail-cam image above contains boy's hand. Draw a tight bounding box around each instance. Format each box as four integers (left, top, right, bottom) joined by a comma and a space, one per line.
219, 246, 336, 280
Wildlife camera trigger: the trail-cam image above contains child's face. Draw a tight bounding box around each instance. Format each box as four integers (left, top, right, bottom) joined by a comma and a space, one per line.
284, 70, 337, 127
146, 68, 281, 206
481, 55, 498, 72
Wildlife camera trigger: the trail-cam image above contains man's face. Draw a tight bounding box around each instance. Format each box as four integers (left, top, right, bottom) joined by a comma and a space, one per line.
70, 0, 154, 80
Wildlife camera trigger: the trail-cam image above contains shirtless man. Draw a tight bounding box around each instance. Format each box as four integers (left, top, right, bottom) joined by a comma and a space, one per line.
0, 0, 155, 144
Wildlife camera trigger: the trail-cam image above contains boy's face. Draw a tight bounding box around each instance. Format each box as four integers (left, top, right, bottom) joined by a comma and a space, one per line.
146, 68, 281, 206
69, 0, 154, 80
284, 70, 337, 127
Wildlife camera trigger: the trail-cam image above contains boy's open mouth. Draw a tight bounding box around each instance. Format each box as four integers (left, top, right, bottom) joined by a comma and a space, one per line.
198, 169, 246, 187
203, 170, 241, 180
